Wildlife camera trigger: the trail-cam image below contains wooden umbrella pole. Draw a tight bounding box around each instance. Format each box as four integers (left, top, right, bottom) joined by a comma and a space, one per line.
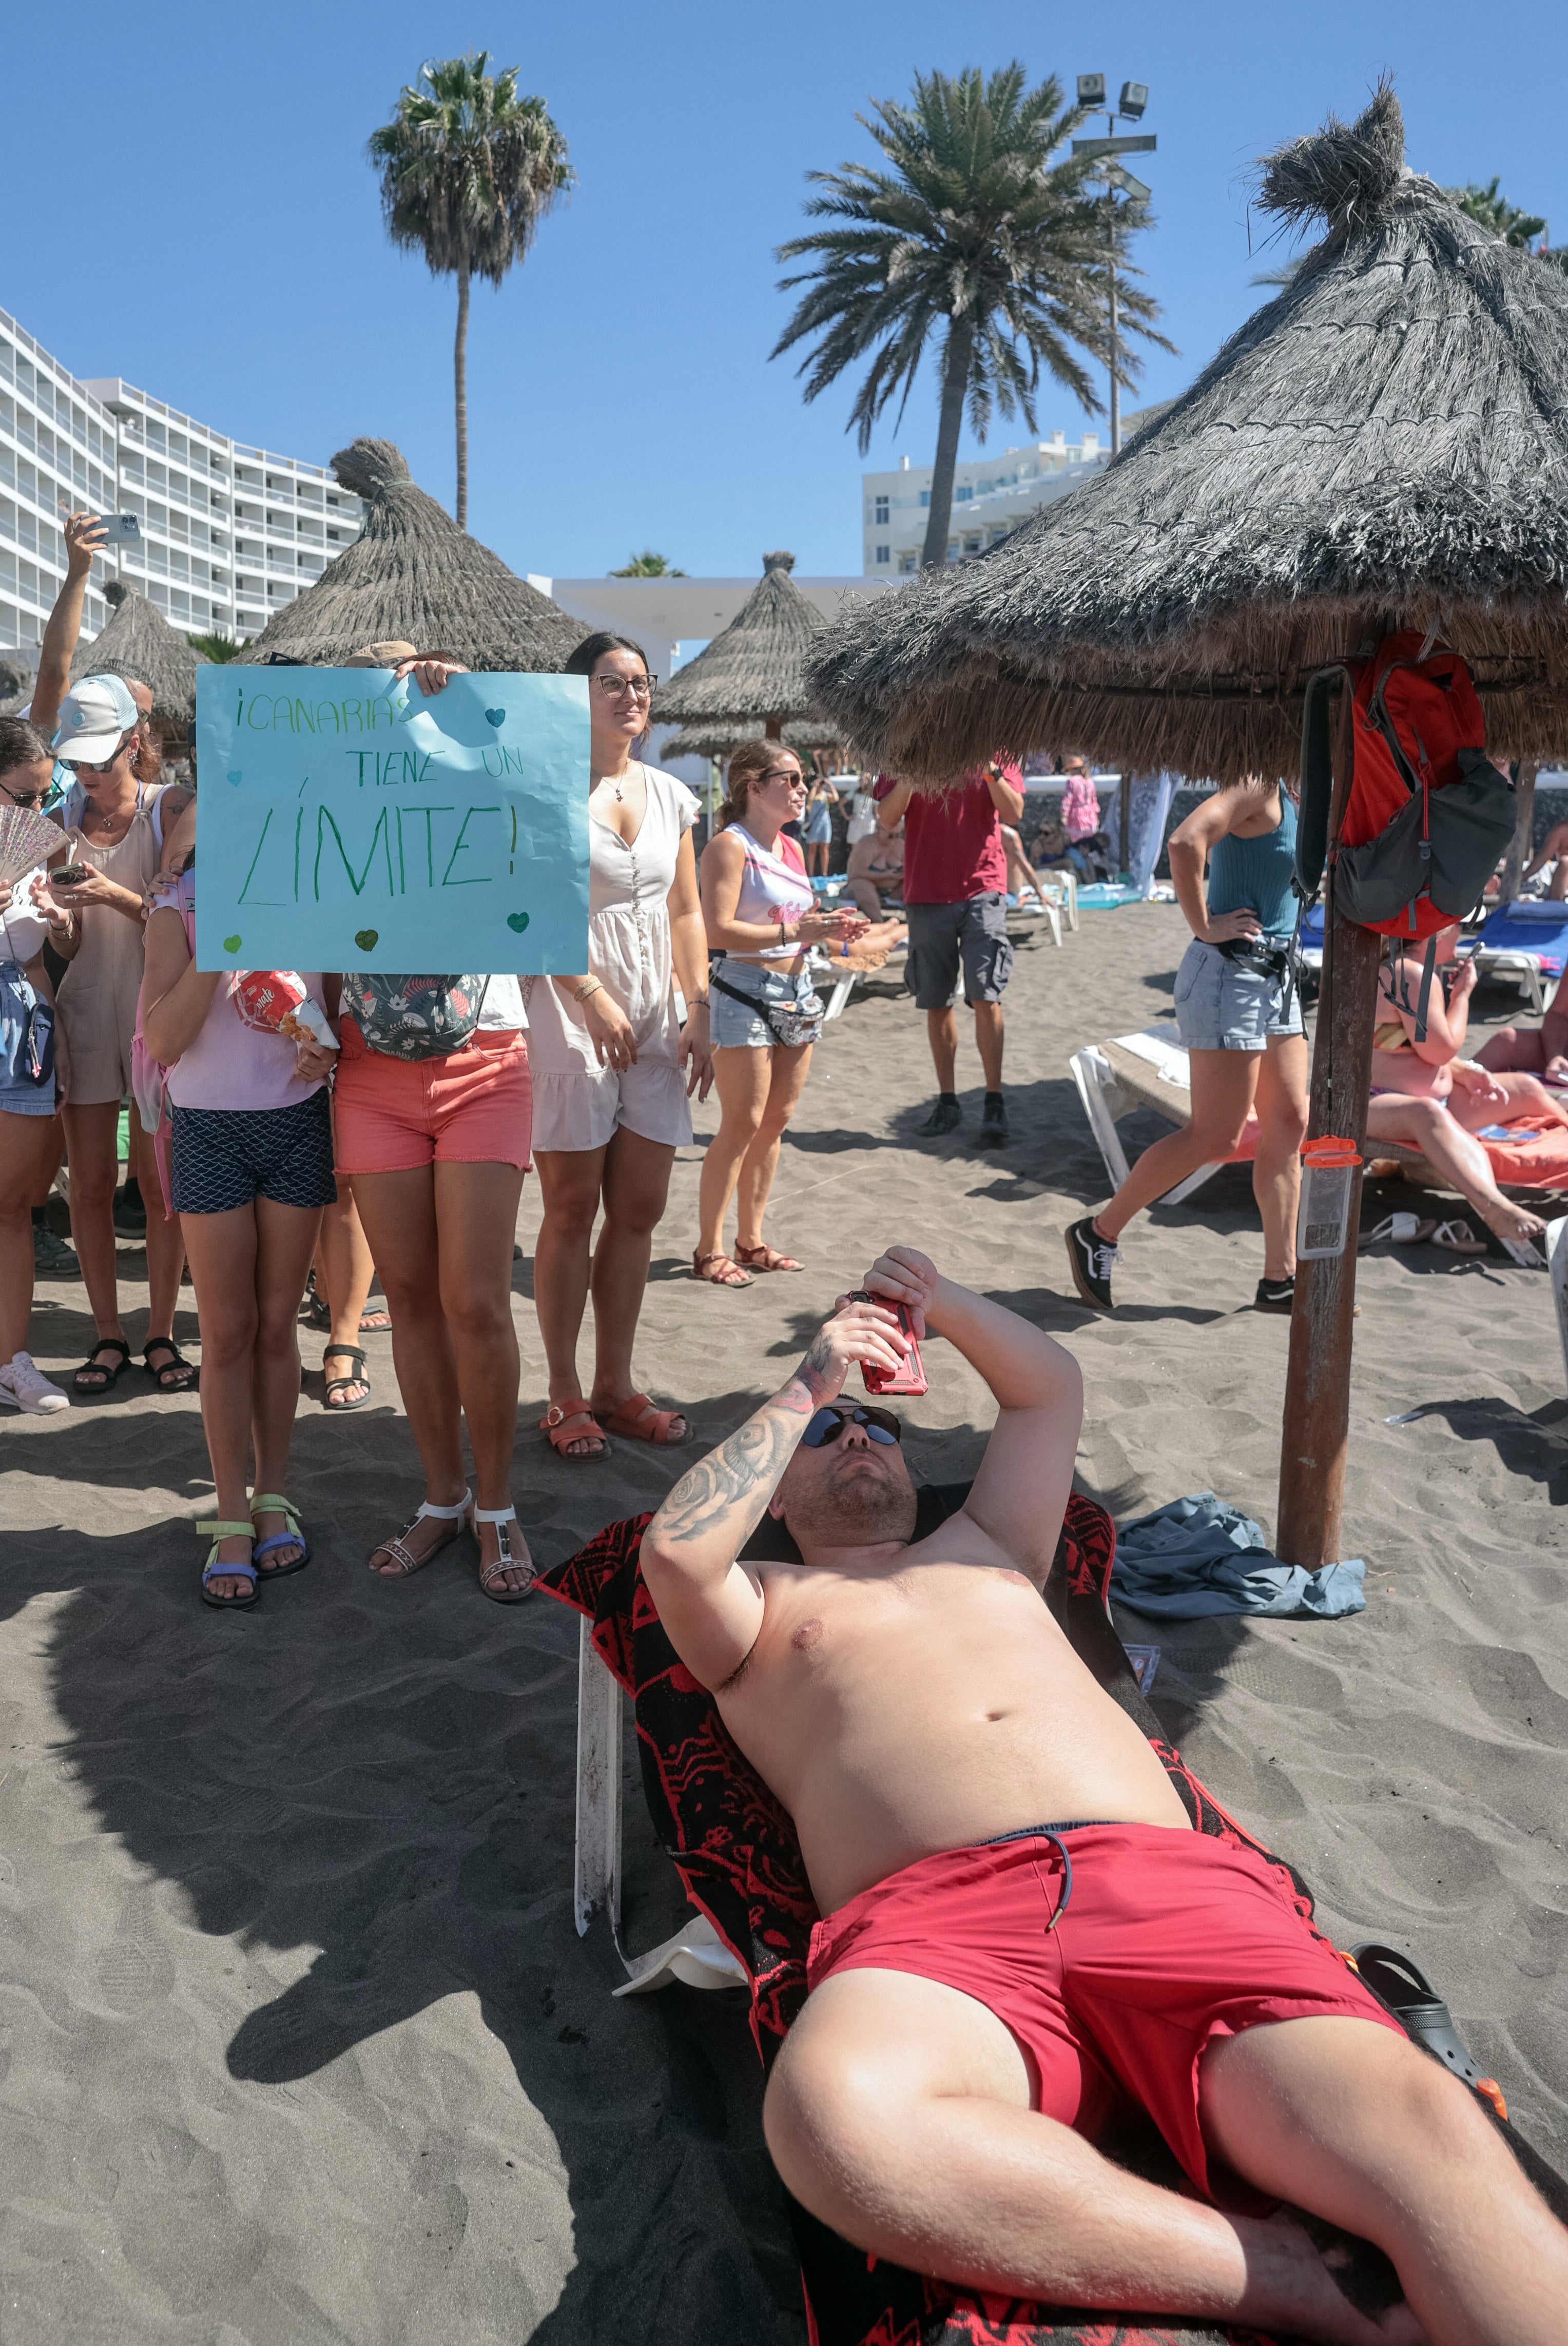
1276, 686, 1382, 1566
1497, 759, 1538, 900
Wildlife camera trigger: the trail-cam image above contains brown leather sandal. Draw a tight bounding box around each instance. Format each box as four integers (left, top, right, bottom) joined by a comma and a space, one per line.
596, 1391, 688, 1446
733, 1242, 804, 1273
693, 1250, 753, 1288
540, 1400, 609, 1460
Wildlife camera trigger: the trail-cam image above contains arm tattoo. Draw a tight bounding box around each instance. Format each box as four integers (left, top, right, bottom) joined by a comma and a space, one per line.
653, 1379, 816, 1551
796, 1331, 835, 1406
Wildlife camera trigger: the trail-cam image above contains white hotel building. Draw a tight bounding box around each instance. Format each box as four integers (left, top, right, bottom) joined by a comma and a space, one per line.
0, 304, 362, 657
861, 431, 1114, 574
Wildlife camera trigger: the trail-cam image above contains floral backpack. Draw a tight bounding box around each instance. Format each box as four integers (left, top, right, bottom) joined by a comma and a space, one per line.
342, 973, 490, 1062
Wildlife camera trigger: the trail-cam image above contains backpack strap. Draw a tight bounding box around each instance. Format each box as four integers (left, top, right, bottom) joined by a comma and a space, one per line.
1295, 666, 1343, 899
1412, 935, 1440, 1046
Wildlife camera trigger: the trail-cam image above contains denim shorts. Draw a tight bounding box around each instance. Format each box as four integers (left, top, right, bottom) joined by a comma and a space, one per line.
709, 958, 823, 1049
1174, 939, 1303, 1052
0, 959, 55, 1117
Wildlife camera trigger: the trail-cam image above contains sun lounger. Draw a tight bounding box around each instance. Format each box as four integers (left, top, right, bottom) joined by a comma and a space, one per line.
1468, 899, 1568, 1013
1069, 1023, 1262, 1203
1550, 1217, 1568, 1391
811, 930, 907, 1022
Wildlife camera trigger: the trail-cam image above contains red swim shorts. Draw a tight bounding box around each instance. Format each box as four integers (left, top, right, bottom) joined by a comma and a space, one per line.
333, 1020, 533, 1175
806, 1822, 1403, 2204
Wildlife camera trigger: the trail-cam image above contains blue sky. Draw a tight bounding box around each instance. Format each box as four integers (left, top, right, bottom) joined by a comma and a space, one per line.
9, 0, 1564, 581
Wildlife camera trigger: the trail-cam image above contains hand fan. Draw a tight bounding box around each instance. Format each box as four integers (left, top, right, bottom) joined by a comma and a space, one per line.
0, 802, 62, 889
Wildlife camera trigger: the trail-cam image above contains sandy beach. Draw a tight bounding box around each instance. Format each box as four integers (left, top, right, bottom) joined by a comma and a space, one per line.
3, 900, 1565, 2343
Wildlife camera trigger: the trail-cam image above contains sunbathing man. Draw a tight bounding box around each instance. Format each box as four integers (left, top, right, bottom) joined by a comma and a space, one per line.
642, 1248, 1568, 2345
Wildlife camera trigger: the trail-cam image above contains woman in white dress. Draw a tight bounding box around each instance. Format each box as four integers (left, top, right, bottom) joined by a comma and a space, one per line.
529, 634, 713, 1460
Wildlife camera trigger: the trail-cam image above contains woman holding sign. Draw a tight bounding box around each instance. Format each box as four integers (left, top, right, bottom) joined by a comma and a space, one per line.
526, 632, 714, 1461
332, 659, 536, 1604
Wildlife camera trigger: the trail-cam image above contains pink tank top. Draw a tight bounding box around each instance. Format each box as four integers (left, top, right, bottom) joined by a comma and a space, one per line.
157, 874, 328, 1112
728, 822, 814, 961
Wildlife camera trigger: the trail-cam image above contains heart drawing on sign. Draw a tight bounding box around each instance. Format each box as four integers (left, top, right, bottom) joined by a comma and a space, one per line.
485, 708, 505, 728
354, 929, 379, 953
222, 935, 242, 954
226, 770, 243, 786
506, 911, 531, 934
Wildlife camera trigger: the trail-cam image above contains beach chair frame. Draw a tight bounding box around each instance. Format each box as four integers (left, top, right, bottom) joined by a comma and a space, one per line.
1069, 1037, 1228, 1205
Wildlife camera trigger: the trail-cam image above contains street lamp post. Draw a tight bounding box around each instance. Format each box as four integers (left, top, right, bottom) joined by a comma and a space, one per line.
1074, 78, 1153, 457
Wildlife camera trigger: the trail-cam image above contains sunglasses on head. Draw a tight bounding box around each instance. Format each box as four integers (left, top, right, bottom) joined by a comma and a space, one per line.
802, 1405, 902, 1449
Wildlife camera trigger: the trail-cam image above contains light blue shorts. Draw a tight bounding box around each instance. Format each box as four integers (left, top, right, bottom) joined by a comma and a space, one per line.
709, 958, 823, 1049
1174, 939, 1303, 1053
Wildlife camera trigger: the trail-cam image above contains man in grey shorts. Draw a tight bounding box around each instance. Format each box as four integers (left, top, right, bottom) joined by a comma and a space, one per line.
874, 761, 1024, 1145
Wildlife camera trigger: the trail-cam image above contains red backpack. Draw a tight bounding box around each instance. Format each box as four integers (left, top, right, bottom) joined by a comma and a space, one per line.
1295, 630, 1517, 1030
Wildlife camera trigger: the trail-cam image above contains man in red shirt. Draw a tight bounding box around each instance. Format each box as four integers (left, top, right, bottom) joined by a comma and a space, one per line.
875, 762, 1024, 1143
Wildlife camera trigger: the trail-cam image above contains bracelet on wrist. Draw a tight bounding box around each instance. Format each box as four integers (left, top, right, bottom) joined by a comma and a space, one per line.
572, 975, 603, 1002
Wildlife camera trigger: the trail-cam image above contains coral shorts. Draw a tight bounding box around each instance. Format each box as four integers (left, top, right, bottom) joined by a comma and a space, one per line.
333, 1020, 532, 1175
806, 1821, 1402, 2205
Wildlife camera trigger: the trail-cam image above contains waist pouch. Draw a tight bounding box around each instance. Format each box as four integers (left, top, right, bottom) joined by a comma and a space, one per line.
1214, 937, 1292, 978
711, 970, 824, 1049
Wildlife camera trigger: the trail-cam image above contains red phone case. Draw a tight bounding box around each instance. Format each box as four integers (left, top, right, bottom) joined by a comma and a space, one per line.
861, 1300, 927, 1397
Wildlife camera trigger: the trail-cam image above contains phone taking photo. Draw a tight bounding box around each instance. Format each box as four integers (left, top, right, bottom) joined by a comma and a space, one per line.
97, 514, 142, 543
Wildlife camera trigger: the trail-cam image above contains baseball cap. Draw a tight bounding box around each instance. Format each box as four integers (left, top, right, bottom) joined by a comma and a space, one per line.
53, 672, 139, 763
343, 640, 418, 667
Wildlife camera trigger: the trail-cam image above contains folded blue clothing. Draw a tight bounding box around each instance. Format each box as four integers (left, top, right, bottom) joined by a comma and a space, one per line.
1112, 1491, 1365, 1620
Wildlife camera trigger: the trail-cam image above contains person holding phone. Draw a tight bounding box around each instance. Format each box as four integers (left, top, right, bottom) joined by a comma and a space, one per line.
0, 719, 78, 1414
694, 742, 866, 1286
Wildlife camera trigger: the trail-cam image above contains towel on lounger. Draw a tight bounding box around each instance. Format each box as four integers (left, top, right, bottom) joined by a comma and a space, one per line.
1113, 1492, 1366, 1620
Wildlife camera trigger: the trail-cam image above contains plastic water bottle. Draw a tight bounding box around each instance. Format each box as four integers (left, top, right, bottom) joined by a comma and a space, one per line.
1296, 1136, 1362, 1260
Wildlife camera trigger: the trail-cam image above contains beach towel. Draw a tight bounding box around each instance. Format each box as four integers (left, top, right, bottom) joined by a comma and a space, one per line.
1114, 1492, 1365, 1620
537, 1493, 1406, 2346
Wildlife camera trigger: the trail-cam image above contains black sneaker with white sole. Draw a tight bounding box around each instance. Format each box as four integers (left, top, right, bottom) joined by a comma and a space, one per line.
1254, 1275, 1295, 1314
1065, 1216, 1119, 1311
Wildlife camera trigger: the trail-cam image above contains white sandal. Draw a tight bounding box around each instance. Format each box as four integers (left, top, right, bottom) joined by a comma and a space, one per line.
475, 1505, 535, 1604
1358, 1212, 1438, 1251
1430, 1218, 1487, 1257
368, 1488, 473, 1578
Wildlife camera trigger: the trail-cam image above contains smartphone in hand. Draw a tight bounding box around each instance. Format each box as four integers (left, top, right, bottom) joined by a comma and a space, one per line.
861, 1299, 928, 1397
98, 514, 142, 542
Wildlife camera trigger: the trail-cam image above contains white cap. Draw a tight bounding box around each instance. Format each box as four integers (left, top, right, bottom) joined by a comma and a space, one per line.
53, 672, 138, 763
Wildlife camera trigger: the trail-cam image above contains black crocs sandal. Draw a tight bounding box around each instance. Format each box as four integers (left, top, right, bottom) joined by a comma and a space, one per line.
1349, 1943, 1486, 2087
143, 1336, 198, 1392
323, 1343, 371, 1411
74, 1336, 132, 1393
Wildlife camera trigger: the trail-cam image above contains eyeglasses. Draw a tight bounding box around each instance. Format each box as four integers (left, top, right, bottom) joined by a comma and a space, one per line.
593, 675, 655, 700
802, 1405, 903, 1449
0, 778, 48, 808
761, 768, 804, 784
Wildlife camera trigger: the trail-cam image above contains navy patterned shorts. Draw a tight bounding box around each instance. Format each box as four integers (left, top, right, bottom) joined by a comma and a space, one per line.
170, 1088, 338, 1216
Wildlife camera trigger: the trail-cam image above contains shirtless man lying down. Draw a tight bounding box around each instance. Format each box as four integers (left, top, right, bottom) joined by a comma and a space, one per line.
642, 1247, 1567, 2346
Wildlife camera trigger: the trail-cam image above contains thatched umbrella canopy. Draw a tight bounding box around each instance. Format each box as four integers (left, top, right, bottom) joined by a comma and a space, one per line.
234, 438, 590, 671
658, 717, 848, 762
71, 581, 207, 734
650, 552, 824, 737
806, 86, 1568, 783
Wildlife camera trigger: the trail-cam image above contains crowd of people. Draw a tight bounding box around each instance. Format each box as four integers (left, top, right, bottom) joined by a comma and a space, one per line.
4, 517, 1563, 1606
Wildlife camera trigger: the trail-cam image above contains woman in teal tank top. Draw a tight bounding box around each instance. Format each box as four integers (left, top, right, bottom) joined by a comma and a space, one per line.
1064, 779, 1309, 1317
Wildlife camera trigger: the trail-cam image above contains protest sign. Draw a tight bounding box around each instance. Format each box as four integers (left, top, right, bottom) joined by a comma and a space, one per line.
193, 667, 589, 973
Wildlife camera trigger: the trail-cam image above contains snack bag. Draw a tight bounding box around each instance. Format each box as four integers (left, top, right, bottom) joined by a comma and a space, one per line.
233, 971, 338, 1052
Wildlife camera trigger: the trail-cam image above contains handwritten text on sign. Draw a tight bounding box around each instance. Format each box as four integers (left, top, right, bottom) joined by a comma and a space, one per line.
193, 667, 590, 973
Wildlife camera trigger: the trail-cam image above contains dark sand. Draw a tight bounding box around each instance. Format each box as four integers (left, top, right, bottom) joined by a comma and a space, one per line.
3, 902, 1564, 2341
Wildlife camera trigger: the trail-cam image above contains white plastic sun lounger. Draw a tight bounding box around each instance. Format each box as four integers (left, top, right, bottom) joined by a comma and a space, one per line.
1069, 1024, 1235, 1204
1549, 1218, 1568, 1392
573, 1618, 748, 1995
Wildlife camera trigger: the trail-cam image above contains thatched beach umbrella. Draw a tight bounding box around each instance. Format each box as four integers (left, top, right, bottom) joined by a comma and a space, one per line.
658, 717, 847, 762
71, 581, 208, 737
235, 438, 590, 671
650, 552, 824, 739
805, 86, 1568, 786
807, 86, 1568, 1572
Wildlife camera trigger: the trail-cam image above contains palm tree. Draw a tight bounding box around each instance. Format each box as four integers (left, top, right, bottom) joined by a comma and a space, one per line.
1442, 177, 1547, 245
609, 550, 686, 576
772, 63, 1167, 569
186, 629, 244, 662
369, 51, 573, 529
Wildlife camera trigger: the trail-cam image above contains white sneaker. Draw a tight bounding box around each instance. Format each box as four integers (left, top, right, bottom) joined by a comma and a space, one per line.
0, 1352, 69, 1414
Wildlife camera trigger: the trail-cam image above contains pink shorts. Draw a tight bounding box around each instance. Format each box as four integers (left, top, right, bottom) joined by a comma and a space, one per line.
334, 1020, 533, 1175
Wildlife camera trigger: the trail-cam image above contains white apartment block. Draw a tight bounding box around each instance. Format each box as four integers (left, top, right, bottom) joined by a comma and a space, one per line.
0, 303, 362, 656
862, 433, 1109, 574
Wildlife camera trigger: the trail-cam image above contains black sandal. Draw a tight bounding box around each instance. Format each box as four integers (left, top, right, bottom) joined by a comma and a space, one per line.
143, 1335, 198, 1392
74, 1336, 132, 1393
323, 1343, 371, 1411
302, 1271, 332, 1332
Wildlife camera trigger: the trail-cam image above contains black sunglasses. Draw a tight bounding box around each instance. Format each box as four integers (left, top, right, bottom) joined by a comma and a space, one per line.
802, 1405, 902, 1449
0, 779, 49, 809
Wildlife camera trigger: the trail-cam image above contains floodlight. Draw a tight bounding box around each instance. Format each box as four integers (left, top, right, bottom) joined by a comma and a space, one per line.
1076, 74, 1106, 109
1119, 82, 1148, 120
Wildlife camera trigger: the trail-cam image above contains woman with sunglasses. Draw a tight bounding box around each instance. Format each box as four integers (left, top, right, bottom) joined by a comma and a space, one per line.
694, 742, 865, 1287
0, 720, 78, 1413
527, 633, 713, 1459
40, 672, 193, 1395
